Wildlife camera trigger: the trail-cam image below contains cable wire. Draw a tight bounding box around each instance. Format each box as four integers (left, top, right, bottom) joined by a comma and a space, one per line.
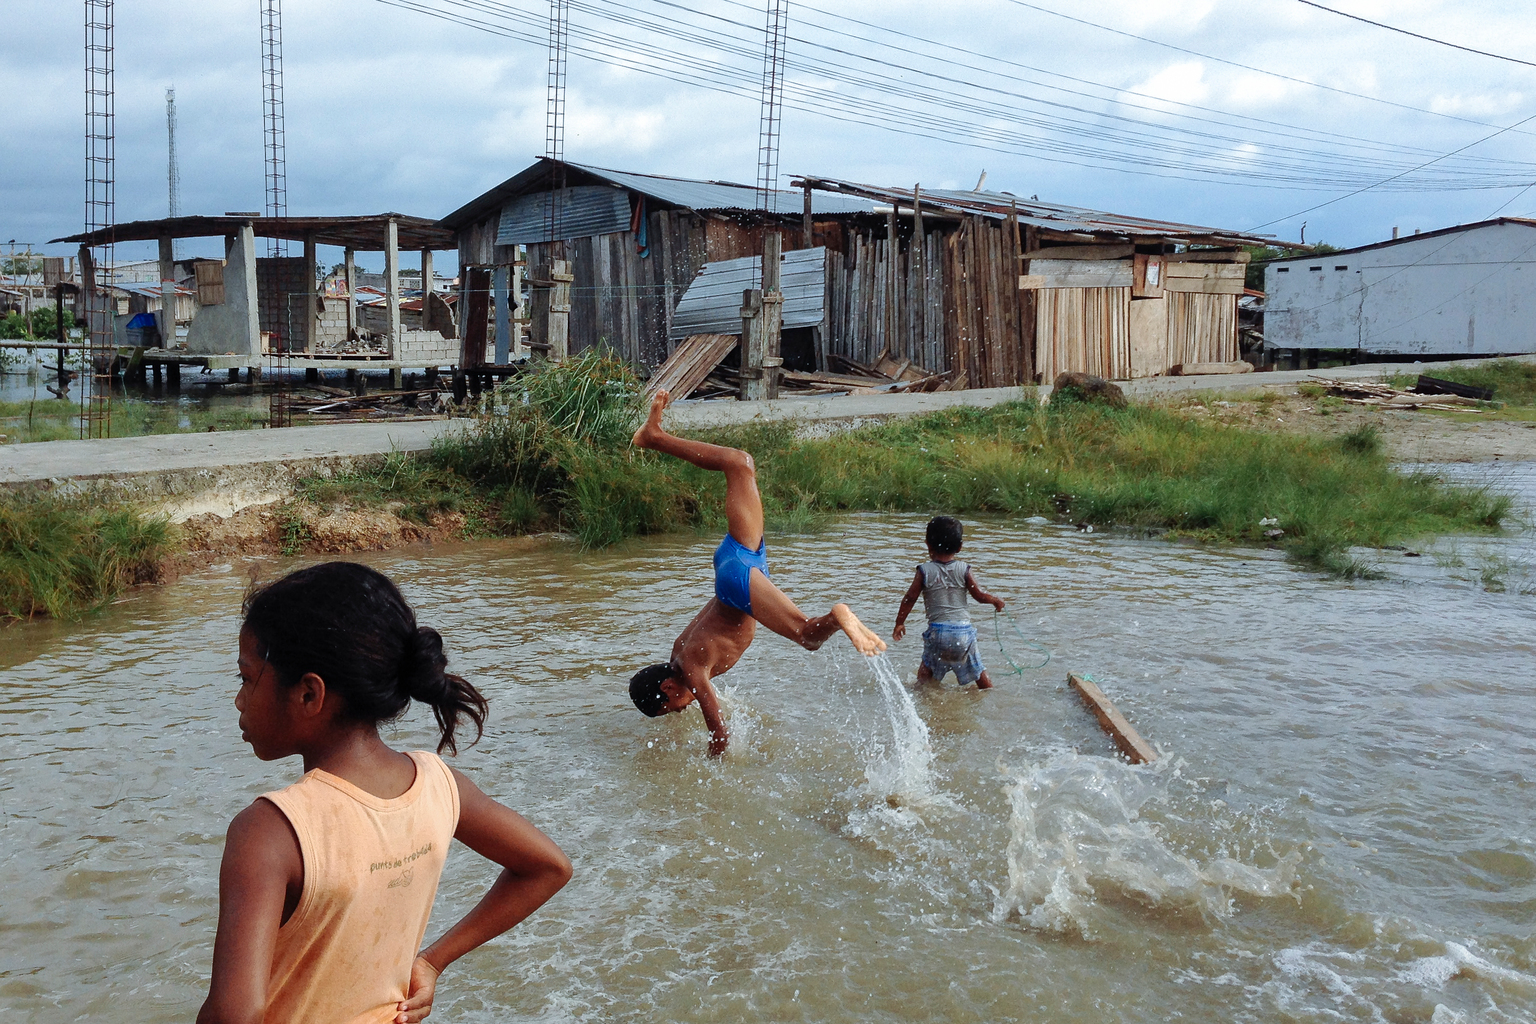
1292, 0, 1536, 69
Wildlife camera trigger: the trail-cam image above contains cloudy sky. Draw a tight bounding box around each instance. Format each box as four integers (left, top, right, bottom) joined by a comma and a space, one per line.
4, 0, 1535, 270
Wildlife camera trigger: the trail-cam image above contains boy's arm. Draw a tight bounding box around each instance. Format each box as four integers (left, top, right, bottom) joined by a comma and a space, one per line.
197, 801, 302, 1024
403, 770, 573, 1023
892, 568, 924, 640
965, 567, 1005, 611
687, 670, 730, 756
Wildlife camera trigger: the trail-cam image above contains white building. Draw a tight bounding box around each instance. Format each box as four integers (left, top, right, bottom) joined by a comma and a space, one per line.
1265, 218, 1536, 357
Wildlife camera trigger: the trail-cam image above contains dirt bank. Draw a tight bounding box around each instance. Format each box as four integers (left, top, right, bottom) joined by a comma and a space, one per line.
1162, 388, 1536, 463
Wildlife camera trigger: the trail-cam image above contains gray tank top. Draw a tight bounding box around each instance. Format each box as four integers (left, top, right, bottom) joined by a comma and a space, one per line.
919, 560, 971, 624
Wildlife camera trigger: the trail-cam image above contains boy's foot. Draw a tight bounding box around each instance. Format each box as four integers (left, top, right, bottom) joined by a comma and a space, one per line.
831, 604, 888, 655
632, 389, 671, 449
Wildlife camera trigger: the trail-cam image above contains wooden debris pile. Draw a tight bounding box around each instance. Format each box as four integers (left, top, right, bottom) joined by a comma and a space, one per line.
279, 383, 450, 422
646, 334, 965, 400
1307, 376, 1487, 412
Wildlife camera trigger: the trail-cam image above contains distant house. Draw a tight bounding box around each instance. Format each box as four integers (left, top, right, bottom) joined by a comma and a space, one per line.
441, 159, 1279, 384
438, 158, 876, 369
1264, 219, 1536, 357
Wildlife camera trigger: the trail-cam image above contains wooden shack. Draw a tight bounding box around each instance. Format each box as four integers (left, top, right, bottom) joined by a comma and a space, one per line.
438, 159, 875, 370
797, 177, 1283, 383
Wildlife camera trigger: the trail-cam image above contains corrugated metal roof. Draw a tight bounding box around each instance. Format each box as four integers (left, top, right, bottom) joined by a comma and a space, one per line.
439, 158, 877, 230
564, 162, 875, 216
794, 176, 1289, 247
671, 247, 827, 340
497, 185, 632, 246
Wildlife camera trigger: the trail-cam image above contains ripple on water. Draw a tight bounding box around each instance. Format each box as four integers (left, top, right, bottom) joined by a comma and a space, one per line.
1, 515, 1535, 1022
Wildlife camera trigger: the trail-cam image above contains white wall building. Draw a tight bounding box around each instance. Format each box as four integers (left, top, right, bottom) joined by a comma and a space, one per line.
1265, 218, 1536, 357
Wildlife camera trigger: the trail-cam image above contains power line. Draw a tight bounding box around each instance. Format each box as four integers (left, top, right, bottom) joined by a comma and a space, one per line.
1004, 0, 1536, 137
1292, 0, 1536, 69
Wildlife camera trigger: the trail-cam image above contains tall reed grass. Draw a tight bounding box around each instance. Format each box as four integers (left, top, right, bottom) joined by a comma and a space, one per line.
0, 493, 170, 621
316, 353, 1513, 571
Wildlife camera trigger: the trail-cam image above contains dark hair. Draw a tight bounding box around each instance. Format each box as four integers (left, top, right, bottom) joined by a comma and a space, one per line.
629, 663, 675, 717
926, 516, 964, 555
242, 562, 488, 755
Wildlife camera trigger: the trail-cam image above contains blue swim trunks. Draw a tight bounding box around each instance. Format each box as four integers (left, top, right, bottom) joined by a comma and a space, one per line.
922, 622, 985, 685
713, 534, 769, 616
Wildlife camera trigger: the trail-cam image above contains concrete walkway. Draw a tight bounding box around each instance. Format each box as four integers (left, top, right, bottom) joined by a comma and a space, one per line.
2, 353, 1527, 518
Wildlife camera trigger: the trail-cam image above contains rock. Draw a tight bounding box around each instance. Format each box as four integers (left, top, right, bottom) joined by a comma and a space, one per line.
1050, 372, 1127, 409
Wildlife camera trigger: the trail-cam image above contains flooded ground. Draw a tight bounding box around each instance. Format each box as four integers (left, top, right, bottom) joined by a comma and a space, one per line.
3, 485, 1535, 1022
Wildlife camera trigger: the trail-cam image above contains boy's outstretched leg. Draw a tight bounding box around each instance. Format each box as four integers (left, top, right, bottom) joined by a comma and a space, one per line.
748, 572, 887, 655
634, 389, 763, 549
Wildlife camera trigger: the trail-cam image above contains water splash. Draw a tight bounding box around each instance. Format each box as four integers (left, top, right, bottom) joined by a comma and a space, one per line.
992, 750, 1300, 939
859, 653, 937, 805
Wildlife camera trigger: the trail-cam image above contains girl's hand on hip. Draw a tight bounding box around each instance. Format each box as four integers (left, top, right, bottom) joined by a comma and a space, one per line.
397, 956, 441, 1023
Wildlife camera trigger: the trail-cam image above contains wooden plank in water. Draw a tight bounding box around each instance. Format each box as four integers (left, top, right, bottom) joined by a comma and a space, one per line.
1067, 673, 1158, 764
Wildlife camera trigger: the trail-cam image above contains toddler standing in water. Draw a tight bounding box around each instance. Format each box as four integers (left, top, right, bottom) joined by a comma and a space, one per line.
199, 562, 572, 1024
892, 517, 1006, 689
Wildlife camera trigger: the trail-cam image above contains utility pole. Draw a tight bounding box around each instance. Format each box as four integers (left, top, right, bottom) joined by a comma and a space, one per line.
742, 0, 788, 401
83, 0, 115, 436
261, 0, 287, 256
537, 0, 572, 361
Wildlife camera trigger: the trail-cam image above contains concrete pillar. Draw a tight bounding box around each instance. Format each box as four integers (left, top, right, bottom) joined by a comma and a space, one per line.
344, 247, 356, 342
420, 249, 434, 332
493, 265, 510, 364
302, 232, 318, 354
188, 224, 261, 357
384, 218, 400, 355
158, 235, 175, 348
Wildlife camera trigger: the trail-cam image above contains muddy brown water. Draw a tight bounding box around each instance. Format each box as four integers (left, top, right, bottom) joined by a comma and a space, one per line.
3, 475, 1535, 1022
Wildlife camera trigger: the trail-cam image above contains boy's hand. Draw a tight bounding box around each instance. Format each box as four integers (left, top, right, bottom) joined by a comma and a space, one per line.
892, 622, 906, 642
397, 956, 441, 1023
708, 731, 730, 757
990, 597, 1006, 611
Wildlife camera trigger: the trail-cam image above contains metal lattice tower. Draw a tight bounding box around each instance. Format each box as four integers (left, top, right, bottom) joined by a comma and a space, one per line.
166, 86, 181, 221
261, 0, 287, 257
545, 0, 569, 246
84, 0, 115, 438
756, 0, 788, 214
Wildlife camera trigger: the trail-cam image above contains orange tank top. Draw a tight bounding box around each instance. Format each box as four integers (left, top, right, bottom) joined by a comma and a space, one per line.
259, 750, 461, 1024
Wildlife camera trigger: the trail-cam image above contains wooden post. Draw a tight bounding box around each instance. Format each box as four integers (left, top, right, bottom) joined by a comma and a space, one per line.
343, 248, 356, 344
739, 287, 765, 401
886, 203, 899, 359
802, 182, 813, 249
302, 231, 317, 354
549, 258, 572, 361
1067, 673, 1157, 764
762, 231, 783, 400
158, 235, 175, 348
913, 184, 925, 358
511, 247, 525, 357
420, 248, 434, 332
384, 217, 400, 355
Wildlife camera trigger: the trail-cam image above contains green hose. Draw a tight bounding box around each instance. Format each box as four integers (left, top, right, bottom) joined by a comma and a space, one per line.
993, 607, 1051, 674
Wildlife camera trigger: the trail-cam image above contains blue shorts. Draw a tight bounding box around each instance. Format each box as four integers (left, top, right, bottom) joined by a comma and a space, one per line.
713, 534, 769, 616
922, 622, 985, 685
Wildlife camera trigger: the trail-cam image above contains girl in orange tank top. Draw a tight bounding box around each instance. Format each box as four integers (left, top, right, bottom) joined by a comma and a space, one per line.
198, 562, 572, 1024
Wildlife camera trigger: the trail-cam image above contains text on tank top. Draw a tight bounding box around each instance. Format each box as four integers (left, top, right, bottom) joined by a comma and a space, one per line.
919, 559, 971, 624
259, 750, 461, 1024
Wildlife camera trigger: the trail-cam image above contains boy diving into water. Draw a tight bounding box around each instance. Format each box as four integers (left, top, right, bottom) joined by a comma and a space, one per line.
628, 390, 887, 755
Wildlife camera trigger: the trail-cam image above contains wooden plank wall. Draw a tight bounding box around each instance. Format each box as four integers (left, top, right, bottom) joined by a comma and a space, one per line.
826, 215, 1034, 387
1167, 291, 1238, 364
523, 208, 710, 369
1035, 287, 1132, 383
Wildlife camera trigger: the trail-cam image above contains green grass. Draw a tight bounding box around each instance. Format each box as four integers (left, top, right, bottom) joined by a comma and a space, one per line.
0, 492, 171, 622
0, 396, 267, 444
1387, 359, 1536, 408
296, 352, 1510, 574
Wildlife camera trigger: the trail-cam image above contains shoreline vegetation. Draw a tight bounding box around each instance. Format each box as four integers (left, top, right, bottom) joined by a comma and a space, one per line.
0, 352, 1515, 623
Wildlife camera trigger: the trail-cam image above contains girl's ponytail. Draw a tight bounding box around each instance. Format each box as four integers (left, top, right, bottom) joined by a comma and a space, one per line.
402, 626, 488, 755
243, 562, 488, 755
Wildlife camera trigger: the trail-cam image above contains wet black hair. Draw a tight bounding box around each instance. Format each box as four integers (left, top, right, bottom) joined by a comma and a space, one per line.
629, 663, 676, 717
241, 561, 488, 755
926, 516, 964, 556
